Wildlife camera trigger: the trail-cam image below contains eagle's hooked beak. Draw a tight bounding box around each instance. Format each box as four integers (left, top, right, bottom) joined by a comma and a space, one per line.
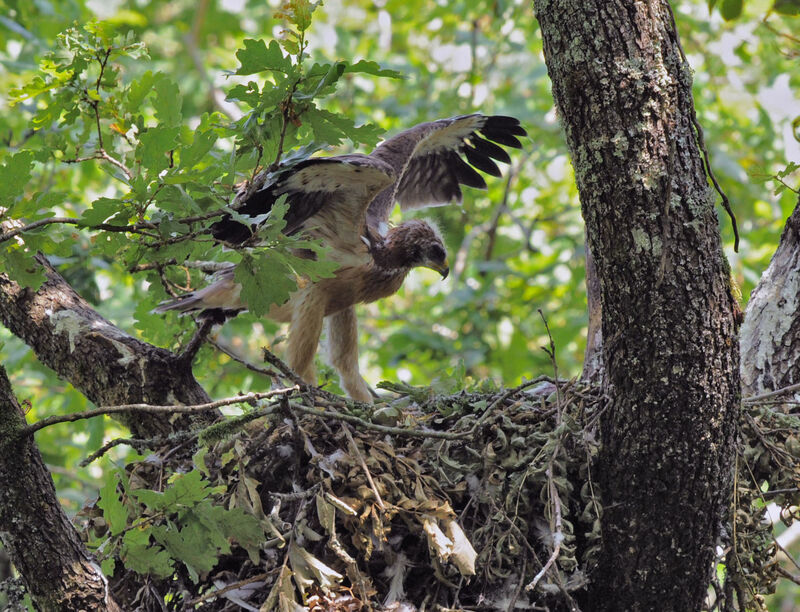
424, 258, 450, 280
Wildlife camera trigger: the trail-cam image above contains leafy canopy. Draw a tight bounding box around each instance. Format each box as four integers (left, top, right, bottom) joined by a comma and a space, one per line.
2, 2, 401, 321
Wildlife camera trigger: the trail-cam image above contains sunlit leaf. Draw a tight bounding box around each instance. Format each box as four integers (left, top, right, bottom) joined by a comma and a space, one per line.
234, 251, 297, 316
773, 0, 800, 14
0, 151, 34, 205
345, 59, 405, 80
235, 39, 292, 75
720, 0, 743, 19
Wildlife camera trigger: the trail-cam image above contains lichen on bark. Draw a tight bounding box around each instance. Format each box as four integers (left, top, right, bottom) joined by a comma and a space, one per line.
535, 1, 740, 609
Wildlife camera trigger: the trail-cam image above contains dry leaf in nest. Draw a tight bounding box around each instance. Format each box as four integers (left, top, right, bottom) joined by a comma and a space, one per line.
420, 516, 476, 576
307, 585, 364, 611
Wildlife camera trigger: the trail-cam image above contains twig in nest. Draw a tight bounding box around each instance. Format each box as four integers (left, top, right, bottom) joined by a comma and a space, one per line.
743, 381, 800, 405
288, 402, 468, 440
777, 566, 800, 587
538, 310, 560, 410
775, 539, 800, 574
508, 552, 528, 612
469, 376, 549, 431
262, 348, 345, 404
524, 311, 573, 604
525, 464, 564, 593
187, 571, 277, 606
210, 339, 279, 378
341, 423, 386, 511
271, 485, 321, 502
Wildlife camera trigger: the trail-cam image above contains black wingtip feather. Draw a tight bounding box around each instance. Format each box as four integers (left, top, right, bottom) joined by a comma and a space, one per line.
210, 186, 279, 244
210, 216, 253, 243
484, 115, 528, 136
478, 128, 523, 149
469, 135, 512, 164
450, 153, 488, 190
463, 145, 503, 177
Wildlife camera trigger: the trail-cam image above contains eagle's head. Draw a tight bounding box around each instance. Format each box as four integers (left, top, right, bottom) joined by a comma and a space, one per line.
385, 219, 450, 279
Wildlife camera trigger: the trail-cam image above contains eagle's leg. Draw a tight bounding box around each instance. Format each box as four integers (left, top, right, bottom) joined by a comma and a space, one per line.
287, 291, 325, 385
326, 307, 373, 403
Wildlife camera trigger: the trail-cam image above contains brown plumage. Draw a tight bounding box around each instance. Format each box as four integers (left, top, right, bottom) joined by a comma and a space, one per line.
155, 114, 525, 401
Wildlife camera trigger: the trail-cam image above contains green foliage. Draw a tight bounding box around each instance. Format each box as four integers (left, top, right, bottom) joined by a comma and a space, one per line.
1, 0, 799, 605
235, 39, 293, 75
1, 12, 402, 337
1, 0, 797, 457
710, 0, 800, 18
773, 0, 800, 15
94, 468, 264, 582
720, 0, 744, 20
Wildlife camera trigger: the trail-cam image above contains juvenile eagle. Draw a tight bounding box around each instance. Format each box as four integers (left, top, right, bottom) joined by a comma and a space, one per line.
155, 114, 525, 402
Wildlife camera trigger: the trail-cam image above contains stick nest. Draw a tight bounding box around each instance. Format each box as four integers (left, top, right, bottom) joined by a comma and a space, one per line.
84, 377, 605, 611
74, 376, 800, 611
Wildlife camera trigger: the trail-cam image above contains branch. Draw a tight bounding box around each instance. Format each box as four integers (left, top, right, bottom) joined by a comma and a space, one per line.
130, 259, 233, 273
1, 205, 230, 246
173, 208, 229, 225
267, 78, 301, 173
63, 148, 134, 183
80, 436, 151, 465
67, 47, 135, 182
0, 255, 216, 438
211, 339, 278, 378
743, 381, 800, 405
0, 216, 160, 244
484, 151, 533, 262
262, 348, 347, 404
19, 387, 299, 438
178, 317, 216, 364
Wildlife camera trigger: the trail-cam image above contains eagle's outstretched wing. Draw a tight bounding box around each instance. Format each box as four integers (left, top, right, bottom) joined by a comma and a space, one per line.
157, 114, 524, 403
210, 155, 395, 259
365, 114, 526, 227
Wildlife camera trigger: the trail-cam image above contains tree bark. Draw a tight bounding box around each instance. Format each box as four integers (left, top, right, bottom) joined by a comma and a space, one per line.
0, 366, 121, 611
535, 1, 740, 609
581, 234, 604, 384
0, 256, 216, 438
740, 195, 800, 396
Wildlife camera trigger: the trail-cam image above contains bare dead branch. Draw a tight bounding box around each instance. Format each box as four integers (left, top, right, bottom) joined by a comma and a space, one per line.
743, 382, 800, 405
18, 387, 300, 438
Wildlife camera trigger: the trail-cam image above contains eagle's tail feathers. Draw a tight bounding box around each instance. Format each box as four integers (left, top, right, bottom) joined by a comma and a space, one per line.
152, 293, 205, 315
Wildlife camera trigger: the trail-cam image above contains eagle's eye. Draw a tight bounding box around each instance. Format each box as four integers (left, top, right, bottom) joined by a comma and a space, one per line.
407, 245, 422, 262
429, 244, 446, 262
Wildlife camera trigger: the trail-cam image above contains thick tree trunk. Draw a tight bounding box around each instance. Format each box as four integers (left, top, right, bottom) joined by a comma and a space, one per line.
535, 1, 740, 609
740, 196, 800, 396
0, 366, 121, 611
0, 256, 216, 438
